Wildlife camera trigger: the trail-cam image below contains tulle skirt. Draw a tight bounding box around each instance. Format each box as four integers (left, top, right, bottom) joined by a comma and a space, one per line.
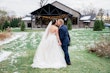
31, 34, 67, 69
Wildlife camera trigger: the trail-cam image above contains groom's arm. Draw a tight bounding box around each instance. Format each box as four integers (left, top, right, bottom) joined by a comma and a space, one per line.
59, 28, 65, 41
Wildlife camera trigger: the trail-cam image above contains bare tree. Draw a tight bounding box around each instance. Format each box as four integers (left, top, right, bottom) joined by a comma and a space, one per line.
0, 9, 8, 25
0, 8, 16, 25
81, 8, 97, 15
0, 9, 8, 18
97, 8, 104, 20
8, 11, 16, 18
39, 0, 49, 7
106, 10, 109, 20
80, 3, 98, 15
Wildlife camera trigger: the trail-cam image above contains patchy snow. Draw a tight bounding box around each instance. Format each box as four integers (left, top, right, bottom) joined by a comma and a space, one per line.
83, 20, 90, 22
13, 72, 19, 73
0, 32, 28, 63
10, 52, 27, 65
0, 51, 12, 62
22, 17, 31, 21
0, 32, 27, 46
80, 16, 91, 20
92, 17, 96, 20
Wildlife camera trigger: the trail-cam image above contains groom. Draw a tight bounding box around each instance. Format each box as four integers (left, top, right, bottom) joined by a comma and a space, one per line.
57, 19, 71, 65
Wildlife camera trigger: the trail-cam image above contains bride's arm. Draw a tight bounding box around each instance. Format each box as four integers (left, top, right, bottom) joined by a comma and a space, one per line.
56, 28, 62, 46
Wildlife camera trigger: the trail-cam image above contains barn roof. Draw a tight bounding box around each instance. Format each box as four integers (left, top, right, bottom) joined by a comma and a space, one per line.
31, 4, 71, 16
51, 1, 81, 16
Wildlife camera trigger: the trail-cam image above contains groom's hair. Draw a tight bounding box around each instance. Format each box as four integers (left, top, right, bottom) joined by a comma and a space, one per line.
58, 19, 64, 24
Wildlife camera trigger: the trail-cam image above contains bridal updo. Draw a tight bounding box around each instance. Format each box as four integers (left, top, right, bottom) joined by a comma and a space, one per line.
52, 19, 57, 25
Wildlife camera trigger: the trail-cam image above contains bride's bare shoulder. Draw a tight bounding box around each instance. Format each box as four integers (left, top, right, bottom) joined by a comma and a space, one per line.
54, 26, 58, 31
54, 25, 58, 29
49, 25, 58, 32
50, 25, 58, 29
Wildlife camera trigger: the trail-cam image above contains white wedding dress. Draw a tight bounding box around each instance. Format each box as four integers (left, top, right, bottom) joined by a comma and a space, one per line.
31, 21, 67, 69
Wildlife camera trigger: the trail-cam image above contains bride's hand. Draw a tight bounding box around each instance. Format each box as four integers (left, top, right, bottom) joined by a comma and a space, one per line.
59, 41, 62, 46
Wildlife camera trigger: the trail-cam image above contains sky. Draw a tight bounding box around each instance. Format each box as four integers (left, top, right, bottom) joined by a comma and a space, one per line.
0, 0, 110, 17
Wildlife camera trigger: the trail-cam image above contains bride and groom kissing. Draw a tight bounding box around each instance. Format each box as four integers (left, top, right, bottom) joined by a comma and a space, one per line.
31, 19, 71, 69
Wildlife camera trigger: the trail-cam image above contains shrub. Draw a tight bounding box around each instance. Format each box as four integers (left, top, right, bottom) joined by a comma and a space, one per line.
67, 18, 72, 30
20, 21, 25, 31
100, 20, 105, 29
93, 20, 103, 31
2, 21, 10, 31
0, 24, 2, 30
0, 32, 12, 40
0, 24, 3, 31
88, 36, 110, 58
10, 18, 21, 27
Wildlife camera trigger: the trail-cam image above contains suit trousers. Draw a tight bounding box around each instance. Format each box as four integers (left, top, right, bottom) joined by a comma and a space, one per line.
61, 45, 71, 65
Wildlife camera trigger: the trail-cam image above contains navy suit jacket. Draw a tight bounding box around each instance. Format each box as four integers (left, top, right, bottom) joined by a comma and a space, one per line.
59, 25, 70, 46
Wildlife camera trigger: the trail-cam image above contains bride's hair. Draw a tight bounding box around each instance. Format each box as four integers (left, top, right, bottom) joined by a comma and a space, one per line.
52, 19, 57, 25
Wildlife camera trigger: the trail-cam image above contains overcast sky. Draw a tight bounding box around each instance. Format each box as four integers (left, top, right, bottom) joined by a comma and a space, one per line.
0, 0, 110, 17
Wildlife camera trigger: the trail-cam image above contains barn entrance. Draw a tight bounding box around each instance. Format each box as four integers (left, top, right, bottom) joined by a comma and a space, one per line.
31, 4, 72, 28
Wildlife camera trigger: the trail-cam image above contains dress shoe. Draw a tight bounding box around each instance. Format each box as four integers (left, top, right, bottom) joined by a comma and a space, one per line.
67, 63, 71, 65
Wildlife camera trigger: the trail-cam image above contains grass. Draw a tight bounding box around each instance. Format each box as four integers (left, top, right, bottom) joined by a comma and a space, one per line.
0, 28, 110, 73
11, 28, 45, 32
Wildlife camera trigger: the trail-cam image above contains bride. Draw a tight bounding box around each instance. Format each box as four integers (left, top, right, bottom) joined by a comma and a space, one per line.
31, 19, 67, 69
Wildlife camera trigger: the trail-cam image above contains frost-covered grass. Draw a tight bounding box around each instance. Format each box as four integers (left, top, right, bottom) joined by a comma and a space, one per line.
0, 28, 110, 73
11, 28, 45, 32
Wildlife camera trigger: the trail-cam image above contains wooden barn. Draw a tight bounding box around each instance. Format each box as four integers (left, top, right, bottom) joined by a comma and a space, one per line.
30, 1, 81, 28
52, 1, 81, 28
